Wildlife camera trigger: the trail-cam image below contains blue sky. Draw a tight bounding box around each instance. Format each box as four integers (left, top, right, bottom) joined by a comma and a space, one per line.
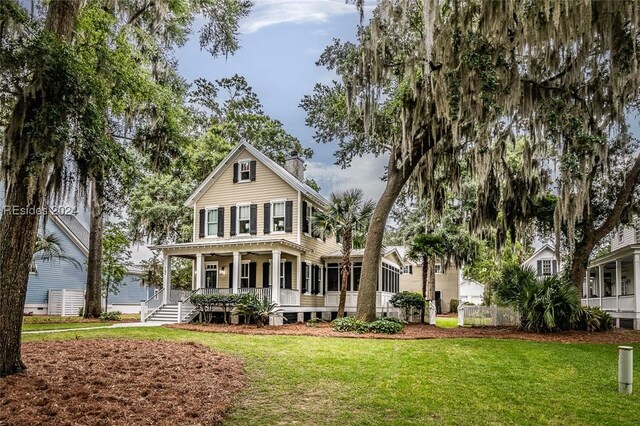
175, 0, 388, 200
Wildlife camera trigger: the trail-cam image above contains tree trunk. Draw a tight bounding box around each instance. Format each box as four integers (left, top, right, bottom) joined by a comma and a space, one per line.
338, 228, 352, 318
421, 255, 428, 323
0, 0, 81, 377
355, 165, 411, 321
0, 170, 47, 377
427, 256, 436, 301
85, 179, 104, 318
568, 152, 640, 291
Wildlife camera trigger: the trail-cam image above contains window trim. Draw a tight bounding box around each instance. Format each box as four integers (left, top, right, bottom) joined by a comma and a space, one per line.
237, 158, 252, 183
204, 205, 219, 238
236, 203, 251, 236
619, 228, 625, 243
304, 262, 312, 294
271, 199, 287, 234
434, 263, 443, 274
542, 259, 552, 276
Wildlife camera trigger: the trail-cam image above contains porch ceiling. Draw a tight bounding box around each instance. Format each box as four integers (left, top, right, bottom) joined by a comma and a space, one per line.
149, 238, 307, 256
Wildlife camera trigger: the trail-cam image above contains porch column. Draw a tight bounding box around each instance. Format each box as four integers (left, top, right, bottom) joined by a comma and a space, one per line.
634, 253, 640, 316
232, 251, 241, 294
584, 270, 589, 304
616, 260, 622, 311
163, 254, 172, 304
196, 253, 205, 290
297, 254, 302, 292
271, 250, 281, 304
598, 265, 604, 307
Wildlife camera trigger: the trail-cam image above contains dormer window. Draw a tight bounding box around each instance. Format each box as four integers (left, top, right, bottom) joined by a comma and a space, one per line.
239, 160, 251, 182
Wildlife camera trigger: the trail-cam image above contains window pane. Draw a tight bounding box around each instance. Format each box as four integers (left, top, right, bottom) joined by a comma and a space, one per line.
239, 206, 250, 219
273, 202, 284, 217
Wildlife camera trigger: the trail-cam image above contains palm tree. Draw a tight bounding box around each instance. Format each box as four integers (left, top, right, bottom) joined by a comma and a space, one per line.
406, 233, 445, 323
32, 233, 82, 273
313, 189, 375, 318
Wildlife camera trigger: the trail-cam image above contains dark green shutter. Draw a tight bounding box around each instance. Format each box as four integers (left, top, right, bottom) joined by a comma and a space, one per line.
263, 262, 270, 287
249, 262, 257, 287
284, 201, 293, 232
301, 262, 308, 293
264, 203, 271, 234
250, 160, 257, 181
302, 201, 309, 233
233, 163, 238, 183
284, 261, 292, 289
198, 209, 205, 238
217, 207, 224, 237
250, 204, 257, 235
230, 206, 237, 236
229, 262, 233, 288
537, 260, 542, 276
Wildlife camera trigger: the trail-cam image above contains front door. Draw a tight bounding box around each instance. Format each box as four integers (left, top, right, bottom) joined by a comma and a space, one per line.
205, 263, 218, 289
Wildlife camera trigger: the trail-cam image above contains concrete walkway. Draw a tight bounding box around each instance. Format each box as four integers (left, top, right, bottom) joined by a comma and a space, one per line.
22, 322, 169, 334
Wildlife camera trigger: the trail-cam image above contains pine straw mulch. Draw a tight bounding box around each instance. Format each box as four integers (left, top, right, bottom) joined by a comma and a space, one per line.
167, 322, 640, 344
0, 339, 244, 426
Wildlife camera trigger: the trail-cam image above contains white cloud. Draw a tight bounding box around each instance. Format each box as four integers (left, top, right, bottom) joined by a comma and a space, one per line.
306, 154, 388, 201
242, 0, 372, 34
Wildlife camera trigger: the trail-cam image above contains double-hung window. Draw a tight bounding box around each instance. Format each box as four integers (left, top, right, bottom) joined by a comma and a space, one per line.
238, 159, 251, 182
241, 262, 250, 288
542, 259, 552, 276
206, 209, 218, 237
238, 205, 251, 235
272, 201, 286, 232
434, 263, 442, 274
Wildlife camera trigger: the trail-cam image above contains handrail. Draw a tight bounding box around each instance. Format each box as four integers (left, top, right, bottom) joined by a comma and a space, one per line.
181, 288, 200, 303
143, 287, 164, 304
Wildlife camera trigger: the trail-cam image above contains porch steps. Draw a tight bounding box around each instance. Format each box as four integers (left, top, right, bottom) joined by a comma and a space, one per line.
146, 304, 197, 323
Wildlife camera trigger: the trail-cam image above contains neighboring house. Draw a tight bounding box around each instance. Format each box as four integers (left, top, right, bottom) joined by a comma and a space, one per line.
146, 142, 403, 324
459, 279, 484, 306
521, 244, 561, 277
394, 246, 461, 314
0, 182, 151, 315
583, 225, 640, 329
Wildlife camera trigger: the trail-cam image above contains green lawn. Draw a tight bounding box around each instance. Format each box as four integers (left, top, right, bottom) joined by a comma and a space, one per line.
21, 322, 112, 332
436, 316, 458, 328
22, 314, 139, 324
22, 327, 640, 425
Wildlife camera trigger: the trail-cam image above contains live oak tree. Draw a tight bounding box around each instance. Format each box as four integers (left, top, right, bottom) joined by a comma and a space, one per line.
0, 0, 250, 376
305, 0, 640, 321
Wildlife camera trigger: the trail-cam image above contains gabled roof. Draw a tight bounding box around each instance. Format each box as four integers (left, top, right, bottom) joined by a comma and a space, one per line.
48, 214, 90, 257
184, 142, 329, 208
323, 247, 405, 267
521, 243, 558, 267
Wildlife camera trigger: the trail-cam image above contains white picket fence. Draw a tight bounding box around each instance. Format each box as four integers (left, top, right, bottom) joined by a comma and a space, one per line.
458, 305, 520, 327
48, 289, 85, 316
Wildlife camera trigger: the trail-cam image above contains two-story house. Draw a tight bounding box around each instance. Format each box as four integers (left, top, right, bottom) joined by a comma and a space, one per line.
144, 142, 403, 324
583, 226, 640, 329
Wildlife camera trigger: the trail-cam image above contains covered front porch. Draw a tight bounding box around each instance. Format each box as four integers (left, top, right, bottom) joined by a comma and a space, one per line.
142, 239, 307, 323
582, 249, 640, 329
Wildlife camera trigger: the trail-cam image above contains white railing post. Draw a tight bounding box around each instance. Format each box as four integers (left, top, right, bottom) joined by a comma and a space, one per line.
458, 306, 465, 326
140, 302, 146, 323
177, 301, 182, 323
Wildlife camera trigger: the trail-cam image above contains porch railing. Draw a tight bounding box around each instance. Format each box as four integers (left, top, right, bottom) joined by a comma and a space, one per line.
280, 289, 300, 306
238, 287, 272, 301
141, 287, 164, 322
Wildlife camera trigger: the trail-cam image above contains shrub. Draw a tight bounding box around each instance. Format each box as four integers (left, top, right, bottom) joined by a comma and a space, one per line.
78, 307, 84, 317
390, 291, 426, 321
494, 266, 582, 332
449, 299, 459, 313
575, 306, 614, 332
331, 316, 405, 334
99, 311, 121, 321
233, 294, 283, 327
190, 293, 243, 324
306, 318, 320, 327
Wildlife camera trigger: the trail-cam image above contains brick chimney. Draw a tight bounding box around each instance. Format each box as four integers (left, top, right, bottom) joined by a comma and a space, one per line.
284, 151, 305, 182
